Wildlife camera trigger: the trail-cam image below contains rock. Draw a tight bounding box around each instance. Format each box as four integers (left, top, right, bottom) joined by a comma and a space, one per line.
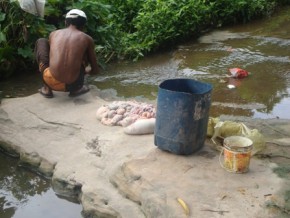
0, 86, 289, 217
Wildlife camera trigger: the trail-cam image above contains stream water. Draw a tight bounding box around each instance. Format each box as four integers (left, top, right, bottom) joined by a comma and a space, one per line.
94, 9, 290, 119
0, 152, 82, 218
1, 6, 290, 218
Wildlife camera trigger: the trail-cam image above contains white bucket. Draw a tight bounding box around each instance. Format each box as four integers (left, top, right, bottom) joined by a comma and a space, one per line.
220, 136, 253, 173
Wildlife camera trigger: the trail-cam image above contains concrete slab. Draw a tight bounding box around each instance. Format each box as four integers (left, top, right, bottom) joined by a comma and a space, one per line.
0, 86, 289, 217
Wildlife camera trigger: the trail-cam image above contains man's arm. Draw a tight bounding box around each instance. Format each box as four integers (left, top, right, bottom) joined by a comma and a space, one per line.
86, 36, 98, 75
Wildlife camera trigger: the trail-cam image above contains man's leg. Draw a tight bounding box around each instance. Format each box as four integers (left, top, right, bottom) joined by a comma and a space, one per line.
66, 70, 90, 97
35, 38, 53, 97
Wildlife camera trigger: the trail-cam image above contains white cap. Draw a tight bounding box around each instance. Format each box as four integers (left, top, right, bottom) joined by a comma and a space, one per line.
66, 9, 87, 20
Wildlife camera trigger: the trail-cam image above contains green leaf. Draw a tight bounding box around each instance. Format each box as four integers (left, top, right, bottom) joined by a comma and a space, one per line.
17, 47, 33, 59
0, 12, 5, 22
0, 32, 6, 43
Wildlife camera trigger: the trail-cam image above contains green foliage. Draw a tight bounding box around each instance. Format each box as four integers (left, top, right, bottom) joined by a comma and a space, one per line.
0, 0, 55, 79
206, 0, 275, 26
124, 0, 210, 59
1, 0, 290, 78
276, 0, 290, 5
107, 0, 277, 60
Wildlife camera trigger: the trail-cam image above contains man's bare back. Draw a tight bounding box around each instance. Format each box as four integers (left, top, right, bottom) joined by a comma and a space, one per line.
49, 25, 97, 84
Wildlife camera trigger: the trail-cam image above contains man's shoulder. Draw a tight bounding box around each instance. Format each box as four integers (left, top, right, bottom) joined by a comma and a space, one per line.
50, 29, 63, 36
78, 31, 94, 42
50, 28, 93, 44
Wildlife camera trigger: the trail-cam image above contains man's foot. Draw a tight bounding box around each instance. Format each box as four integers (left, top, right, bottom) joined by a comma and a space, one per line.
38, 87, 53, 98
68, 86, 90, 97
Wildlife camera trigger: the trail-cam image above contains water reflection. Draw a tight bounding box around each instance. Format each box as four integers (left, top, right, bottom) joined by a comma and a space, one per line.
93, 7, 290, 119
0, 152, 83, 218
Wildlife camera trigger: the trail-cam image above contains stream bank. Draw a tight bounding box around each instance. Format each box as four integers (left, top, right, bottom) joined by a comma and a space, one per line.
0, 87, 289, 217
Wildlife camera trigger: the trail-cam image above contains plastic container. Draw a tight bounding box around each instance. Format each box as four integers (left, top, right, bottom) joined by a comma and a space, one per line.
220, 136, 253, 173
154, 78, 212, 155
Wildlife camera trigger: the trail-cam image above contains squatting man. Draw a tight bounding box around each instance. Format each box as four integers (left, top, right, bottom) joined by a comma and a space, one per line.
35, 9, 98, 98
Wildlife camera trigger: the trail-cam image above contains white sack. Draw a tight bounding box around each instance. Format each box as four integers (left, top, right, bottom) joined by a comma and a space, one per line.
18, 0, 46, 17
124, 118, 155, 135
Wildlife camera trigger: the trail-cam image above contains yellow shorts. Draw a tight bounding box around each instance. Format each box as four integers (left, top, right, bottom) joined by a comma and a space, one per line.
43, 68, 66, 91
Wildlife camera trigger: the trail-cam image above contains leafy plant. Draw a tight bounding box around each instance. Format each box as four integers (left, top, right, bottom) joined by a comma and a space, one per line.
0, 0, 55, 79
0, 0, 290, 79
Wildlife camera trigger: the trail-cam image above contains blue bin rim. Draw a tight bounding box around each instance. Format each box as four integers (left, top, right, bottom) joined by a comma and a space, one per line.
159, 78, 212, 95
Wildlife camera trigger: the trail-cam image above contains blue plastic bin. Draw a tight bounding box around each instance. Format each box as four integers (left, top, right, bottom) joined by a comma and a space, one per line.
154, 79, 212, 155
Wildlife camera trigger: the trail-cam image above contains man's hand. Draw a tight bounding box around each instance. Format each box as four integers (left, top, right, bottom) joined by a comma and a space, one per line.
85, 65, 92, 74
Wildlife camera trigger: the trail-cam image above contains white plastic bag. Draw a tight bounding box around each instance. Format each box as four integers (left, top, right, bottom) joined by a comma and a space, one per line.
124, 118, 155, 135
210, 120, 265, 155
18, 0, 46, 17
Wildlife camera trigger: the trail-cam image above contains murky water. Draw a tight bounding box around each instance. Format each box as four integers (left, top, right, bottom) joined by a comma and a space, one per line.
93, 7, 290, 119
0, 152, 83, 218
1, 8, 290, 119
1, 6, 290, 218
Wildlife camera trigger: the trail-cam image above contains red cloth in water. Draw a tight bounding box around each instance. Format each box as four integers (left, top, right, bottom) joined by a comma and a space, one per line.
229, 68, 249, 79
